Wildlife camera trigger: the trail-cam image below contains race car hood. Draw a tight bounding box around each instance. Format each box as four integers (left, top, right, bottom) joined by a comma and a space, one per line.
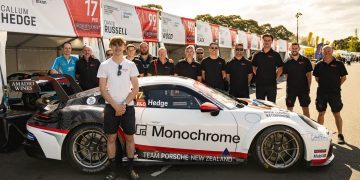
237, 98, 280, 110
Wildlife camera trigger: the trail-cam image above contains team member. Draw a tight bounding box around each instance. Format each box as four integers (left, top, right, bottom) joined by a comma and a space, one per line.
138, 42, 157, 76
105, 49, 113, 59
196, 47, 205, 63
148, 47, 175, 76
50, 42, 78, 79
313, 45, 348, 144
126, 44, 145, 77
175, 45, 202, 81
226, 43, 253, 98
283, 43, 313, 117
97, 36, 140, 180
252, 34, 283, 103
75, 45, 101, 90
201, 42, 226, 90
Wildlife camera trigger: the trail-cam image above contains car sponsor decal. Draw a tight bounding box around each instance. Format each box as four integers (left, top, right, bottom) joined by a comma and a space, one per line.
139, 151, 234, 162
311, 134, 329, 141
238, 98, 272, 110
148, 99, 168, 107
135, 124, 240, 143
313, 149, 327, 158
264, 111, 290, 118
86, 96, 97, 105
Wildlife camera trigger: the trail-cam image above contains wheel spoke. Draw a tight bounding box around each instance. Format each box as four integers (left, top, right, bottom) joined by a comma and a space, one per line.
279, 152, 286, 166
274, 153, 280, 165
283, 150, 295, 161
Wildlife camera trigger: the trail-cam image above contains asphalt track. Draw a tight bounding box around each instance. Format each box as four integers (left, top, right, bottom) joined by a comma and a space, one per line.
0, 63, 359, 180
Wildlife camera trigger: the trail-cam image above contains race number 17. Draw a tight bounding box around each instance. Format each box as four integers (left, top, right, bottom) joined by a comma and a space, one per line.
85, 0, 98, 17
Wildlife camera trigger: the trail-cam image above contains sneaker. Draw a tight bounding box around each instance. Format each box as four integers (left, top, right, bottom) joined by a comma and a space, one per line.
128, 169, 140, 180
338, 134, 346, 145
105, 171, 117, 180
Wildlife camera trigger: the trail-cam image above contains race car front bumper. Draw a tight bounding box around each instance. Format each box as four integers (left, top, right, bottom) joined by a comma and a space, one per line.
307, 143, 334, 166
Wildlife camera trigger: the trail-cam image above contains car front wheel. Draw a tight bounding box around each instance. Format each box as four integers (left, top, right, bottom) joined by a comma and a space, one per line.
66, 124, 108, 173
255, 126, 304, 171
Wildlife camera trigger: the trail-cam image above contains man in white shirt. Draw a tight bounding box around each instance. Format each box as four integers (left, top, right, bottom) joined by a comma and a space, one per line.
97, 36, 139, 180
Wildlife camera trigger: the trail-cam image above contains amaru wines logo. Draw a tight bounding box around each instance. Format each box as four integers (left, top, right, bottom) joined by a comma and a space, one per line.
136, 124, 241, 143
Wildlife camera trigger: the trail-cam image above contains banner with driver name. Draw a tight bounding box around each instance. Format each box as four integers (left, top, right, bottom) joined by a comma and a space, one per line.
161, 12, 195, 45
0, 0, 101, 37
102, 0, 159, 42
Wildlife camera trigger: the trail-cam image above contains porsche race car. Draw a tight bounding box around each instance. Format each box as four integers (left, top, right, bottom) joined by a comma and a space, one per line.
23, 76, 334, 173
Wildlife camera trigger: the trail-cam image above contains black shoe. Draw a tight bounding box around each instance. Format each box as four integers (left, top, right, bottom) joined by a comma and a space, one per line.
338, 134, 345, 145
128, 169, 140, 180
105, 171, 117, 180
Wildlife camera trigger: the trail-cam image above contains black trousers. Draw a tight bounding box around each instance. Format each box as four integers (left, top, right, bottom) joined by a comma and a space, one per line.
256, 85, 277, 103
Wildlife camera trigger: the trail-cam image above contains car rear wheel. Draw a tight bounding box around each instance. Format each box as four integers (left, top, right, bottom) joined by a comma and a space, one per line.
255, 126, 303, 171
66, 124, 108, 173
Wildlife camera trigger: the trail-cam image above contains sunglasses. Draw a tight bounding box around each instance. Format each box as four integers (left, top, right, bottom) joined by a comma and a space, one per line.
117, 65, 122, 76
197, 52, 204, 54
235, 48, 244, 51
210, 47, 219, 50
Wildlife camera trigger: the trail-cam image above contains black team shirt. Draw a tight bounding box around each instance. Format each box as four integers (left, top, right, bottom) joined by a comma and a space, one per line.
75, 57, 100, 90
201, 57, 226, 90
148, 59, 175, 75
175, 59, 201, 80
226, 57, 252, 93
252, 49, 283, 87
313, 58, 348, 94
283, 55, 313, 93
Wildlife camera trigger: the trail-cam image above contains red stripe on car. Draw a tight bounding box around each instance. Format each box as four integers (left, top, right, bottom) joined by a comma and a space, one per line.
27, 123, 69, 134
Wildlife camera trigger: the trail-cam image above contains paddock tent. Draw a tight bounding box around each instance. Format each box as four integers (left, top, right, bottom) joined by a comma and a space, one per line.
0, 0, 101, 80
160, 12, 195, 61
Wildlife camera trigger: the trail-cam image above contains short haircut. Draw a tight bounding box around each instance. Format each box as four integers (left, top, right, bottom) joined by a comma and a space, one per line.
158, 47, 167, 53
209, 42, 218, 47
234, 43, 244, 47
185, 45, 195, 52
82, 45, 92, 50
62, 42, 72, 48
139, 42, 149, 47
109, 36, 126, 46
127, 44, 136, 49
196, 47, 204, 52
322, 45, 332, 51
291, 42, 300, 46
262, 34, 274, 41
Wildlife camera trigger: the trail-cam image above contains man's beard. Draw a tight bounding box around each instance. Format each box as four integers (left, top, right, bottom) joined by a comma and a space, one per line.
291, 52, 299, 56
140, 51, 148, 55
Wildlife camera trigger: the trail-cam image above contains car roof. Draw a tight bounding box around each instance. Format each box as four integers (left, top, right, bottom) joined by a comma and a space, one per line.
139, 76, 196, 88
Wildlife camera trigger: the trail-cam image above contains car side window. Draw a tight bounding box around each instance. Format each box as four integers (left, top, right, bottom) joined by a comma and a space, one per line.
139, 85, 204, 109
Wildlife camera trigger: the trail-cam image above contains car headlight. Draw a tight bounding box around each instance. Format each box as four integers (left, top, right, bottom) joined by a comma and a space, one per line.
298, 114, 321, 129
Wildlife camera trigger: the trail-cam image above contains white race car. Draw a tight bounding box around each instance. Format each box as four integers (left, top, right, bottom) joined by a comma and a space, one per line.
23, 76, 334, 173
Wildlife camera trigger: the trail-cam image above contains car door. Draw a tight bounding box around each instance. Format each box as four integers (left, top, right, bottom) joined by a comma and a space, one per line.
134, 85, 239, 162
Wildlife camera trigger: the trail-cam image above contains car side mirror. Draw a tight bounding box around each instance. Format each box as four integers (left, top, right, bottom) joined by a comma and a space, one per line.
200, 102, 220, 116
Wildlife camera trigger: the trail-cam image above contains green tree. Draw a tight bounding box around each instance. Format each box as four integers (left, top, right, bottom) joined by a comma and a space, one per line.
142, 4, 163, 11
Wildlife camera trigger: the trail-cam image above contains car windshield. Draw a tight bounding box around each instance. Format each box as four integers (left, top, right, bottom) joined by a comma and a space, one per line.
193, 81, 239, 109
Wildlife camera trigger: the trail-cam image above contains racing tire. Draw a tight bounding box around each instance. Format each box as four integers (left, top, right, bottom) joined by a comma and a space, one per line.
254, 126, 304, 171
66, 124, 109, 173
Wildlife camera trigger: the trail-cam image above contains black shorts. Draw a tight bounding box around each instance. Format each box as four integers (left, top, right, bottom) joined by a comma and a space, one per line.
230, 88, 249, 98
316, 93, 343, 113
256, 85, 277, 103
286, 91, 311, 107
104, 104, 136, 135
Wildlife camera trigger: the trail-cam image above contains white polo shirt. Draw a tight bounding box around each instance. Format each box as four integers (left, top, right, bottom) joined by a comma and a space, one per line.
97, 58, 139, 105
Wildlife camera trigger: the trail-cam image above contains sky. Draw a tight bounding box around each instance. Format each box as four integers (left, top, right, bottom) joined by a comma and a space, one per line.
118, 0, 360, 42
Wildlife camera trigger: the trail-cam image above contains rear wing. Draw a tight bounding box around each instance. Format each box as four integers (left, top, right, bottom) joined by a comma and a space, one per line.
9, 74, 82, 103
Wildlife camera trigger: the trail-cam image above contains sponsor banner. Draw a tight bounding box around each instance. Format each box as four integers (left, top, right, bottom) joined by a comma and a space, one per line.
161, 12, 195, 45
250, 33, 260, 50
237, 30, 248, 49
0, 0, 76, 36
102, 0, 158, 42
277, 39, 288, 52
196, 20, 213, 46
210, 24, 219, 43
64, 0, 101, 37
138, 151, 235, 162
219, 26, 237, 48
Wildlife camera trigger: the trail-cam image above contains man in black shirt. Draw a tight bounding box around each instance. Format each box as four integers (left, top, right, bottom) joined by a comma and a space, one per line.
252, 34, 283, 103
201, 42, 226, 90
313, 45, 348, 144
75, 45, 100, 90
226, 43, 253, 98
175, 45, 202, 81
283, 43, 313, 118
138, 42, 157, 76
148, 47, 174, 76
126, 44, 145, 77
